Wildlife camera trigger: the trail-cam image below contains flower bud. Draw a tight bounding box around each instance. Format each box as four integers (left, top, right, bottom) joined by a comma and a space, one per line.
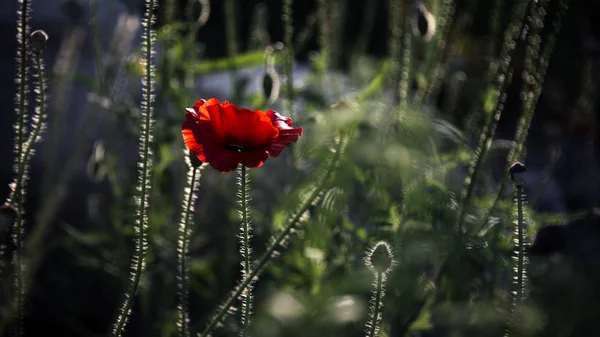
412, 2, 437, 42
366, 241, 395, 274
509, 161, 527, 185
30, 30, 49, 53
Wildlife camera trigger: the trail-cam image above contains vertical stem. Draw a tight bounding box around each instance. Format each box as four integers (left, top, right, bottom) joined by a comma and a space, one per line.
398, 0, 412, 109
515, 185, 525, 307
199, 135, 348, 337
283, 0, 294, 118
238, 165, 253, 336
90, 0, 105, 94
11, 2, 31, 332
111, 0, 156, 336
367, 272, 383, 337
177, 165, 199, 337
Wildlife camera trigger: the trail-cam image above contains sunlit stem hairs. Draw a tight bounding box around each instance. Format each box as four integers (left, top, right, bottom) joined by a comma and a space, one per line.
176, 153, 207, 337
364, 241, 396, 337
110, 0, 157, 336
237, 165, 254, 336
504, 162, 529, 337
3, 26, 49, 337
6, 2, 32, 334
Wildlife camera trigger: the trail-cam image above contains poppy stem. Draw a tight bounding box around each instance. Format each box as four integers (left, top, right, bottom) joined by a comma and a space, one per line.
366, 272, 384, 337
198, 133, 349, 337
505, 172, 529, 336
283, 0, 294, 119
237, 165, 254, 336
456, 0, 530, 237
177, 159, 206, 337
111, 0, 157, 336
480, 0, 569, 232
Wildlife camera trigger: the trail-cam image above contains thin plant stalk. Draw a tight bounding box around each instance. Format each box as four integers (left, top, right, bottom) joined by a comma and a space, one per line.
367, 272, 384, 337
505, 163, 528, 337
2, 28, 48, 337
177, 158, 207, 337
364, 241, 394, 337
111, 0, 157, 336
238, 165, 253, 336
482, 0, 570, 229
456, 0, 530, 234
89, 0, 105, 94
198, 132, 350, 337
8, 3, 31, 333
283, 0, 294, 118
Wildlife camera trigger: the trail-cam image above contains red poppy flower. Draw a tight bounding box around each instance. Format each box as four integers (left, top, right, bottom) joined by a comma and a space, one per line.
182, 98, 303, 172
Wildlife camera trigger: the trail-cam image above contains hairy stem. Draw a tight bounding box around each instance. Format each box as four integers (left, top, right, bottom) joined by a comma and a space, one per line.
283, 0, 294, 118
177, 161, 205, 337
198, 133, 349, 337
367, 272, 384, 337
456, 0, 529, 234
482, 0, 570, 229
89, 0, 105, 94
9, 6, 31, 333
238, 165, 253, 336
505, 184, 528, 337
111, 0, 157, 336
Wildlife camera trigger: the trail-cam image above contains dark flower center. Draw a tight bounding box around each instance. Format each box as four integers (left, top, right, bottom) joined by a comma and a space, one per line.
225, 143, 246, 152
224, 135, 247, 152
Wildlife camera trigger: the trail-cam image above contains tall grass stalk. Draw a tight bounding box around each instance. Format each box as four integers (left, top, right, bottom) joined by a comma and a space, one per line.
111, 0, 157, 336
198, 132, 350, 337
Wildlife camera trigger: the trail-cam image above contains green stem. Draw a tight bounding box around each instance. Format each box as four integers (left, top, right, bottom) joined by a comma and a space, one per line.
177, 165, 199, 337
90, 0, 105, 94
111, 0, 156, 336
15, 0, 30, 170
516, 185, 525, 306
482, 0, 569, 230
199, 133, 348, 337
239, 165, 253, 335
10, 7, 31, 333
283, 0, 294, 118
367, 272, 383, 337
3, 41, 46, 337
457, 0, 529, 235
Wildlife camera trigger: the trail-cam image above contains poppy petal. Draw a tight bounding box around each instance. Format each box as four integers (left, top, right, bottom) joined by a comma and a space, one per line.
182, 122, 205, 161
237, 149, 269, 168
220, 104, 278, 150
265, 110, 303, 157
203, 99, 227, 143
182, 99, 303, 172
